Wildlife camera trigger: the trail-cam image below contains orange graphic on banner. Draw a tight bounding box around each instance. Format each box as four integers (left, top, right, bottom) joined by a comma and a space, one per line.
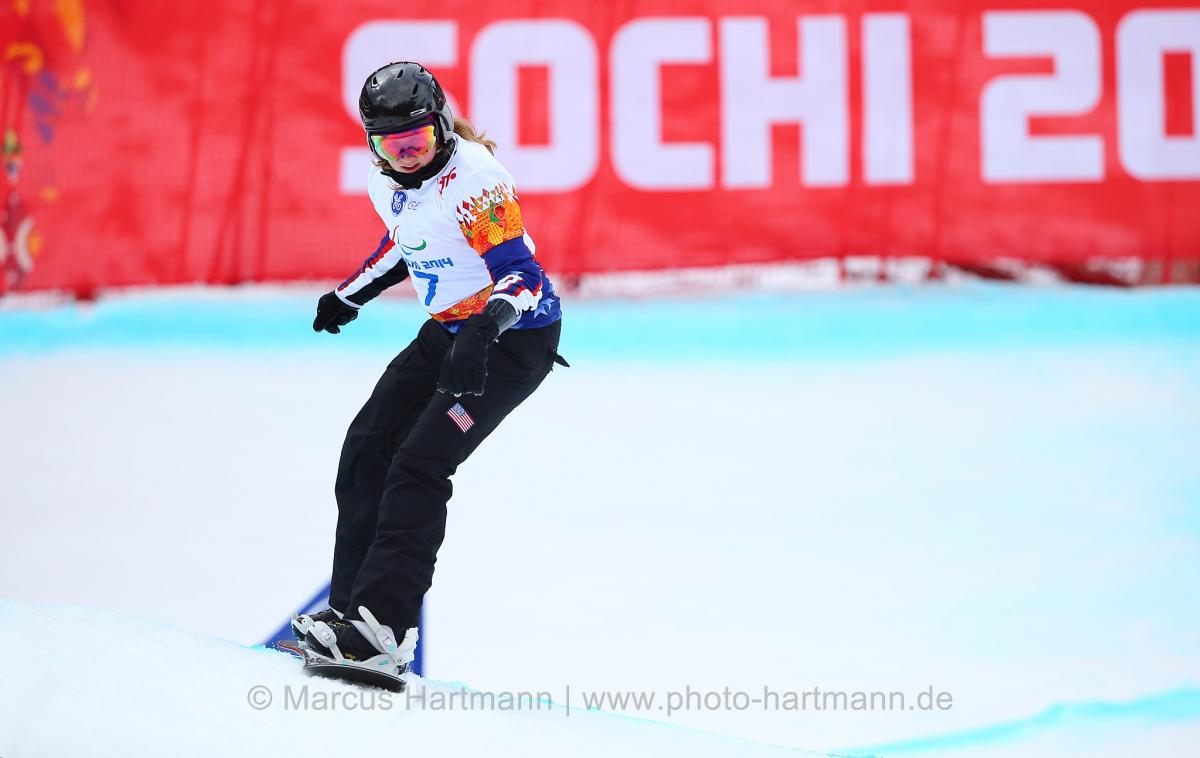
455, 184, 525, 256
2, 0, 96, 293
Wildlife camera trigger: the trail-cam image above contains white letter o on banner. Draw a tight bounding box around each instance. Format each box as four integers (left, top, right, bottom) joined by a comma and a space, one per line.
470, 20, 600, 192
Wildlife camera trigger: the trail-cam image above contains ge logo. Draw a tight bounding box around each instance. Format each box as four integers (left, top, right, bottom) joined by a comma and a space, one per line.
391, 190, 407, 216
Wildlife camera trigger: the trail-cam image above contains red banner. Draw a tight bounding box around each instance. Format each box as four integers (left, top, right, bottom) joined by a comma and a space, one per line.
3, 0, 1199, 296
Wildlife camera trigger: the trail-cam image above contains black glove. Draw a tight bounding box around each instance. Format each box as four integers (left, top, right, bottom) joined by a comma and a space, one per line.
437, 313, 501, 397
312, 291, 359, 334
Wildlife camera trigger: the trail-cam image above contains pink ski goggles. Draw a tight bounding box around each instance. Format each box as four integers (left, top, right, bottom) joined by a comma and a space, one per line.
368, 122, 437, 162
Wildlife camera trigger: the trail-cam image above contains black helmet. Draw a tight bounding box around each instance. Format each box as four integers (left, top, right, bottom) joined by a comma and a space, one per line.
358, 62, 454, 137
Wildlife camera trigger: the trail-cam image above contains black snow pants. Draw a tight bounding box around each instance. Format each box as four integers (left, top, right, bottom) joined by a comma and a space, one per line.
328, 317, 562, 631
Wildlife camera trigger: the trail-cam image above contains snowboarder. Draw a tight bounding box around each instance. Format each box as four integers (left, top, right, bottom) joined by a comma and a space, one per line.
291, 61, 565, 689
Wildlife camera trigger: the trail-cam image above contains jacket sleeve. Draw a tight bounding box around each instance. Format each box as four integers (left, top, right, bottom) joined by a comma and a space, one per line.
450, 172, 545, 314
335, 230, 410, 307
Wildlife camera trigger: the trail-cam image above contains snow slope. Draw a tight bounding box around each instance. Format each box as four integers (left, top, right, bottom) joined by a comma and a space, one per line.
2, 600, 1197, 758
2, 283, 1198, 755
0, 600, 817, 758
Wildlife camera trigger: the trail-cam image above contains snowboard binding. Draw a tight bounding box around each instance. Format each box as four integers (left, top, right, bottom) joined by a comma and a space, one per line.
280, 606, 417, 692
290, 607, 342, 639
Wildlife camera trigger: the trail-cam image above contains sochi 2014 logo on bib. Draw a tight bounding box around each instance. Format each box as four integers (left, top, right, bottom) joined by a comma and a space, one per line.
391, 190, 407, 216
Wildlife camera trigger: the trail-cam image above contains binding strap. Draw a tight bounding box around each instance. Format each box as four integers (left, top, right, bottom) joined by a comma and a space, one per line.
309, 621, 345, 662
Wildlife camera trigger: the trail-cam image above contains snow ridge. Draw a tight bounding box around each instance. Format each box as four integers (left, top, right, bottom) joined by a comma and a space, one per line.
0, 600, 822, 758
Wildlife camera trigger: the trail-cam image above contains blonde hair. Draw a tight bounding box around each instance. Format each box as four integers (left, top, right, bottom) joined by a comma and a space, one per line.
371, 116, 497, 172
452, 116, 497, 154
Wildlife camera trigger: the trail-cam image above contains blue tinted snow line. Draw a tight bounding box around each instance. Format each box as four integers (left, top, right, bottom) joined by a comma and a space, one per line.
846, 686, 1200, 755
0, 283, 1197, 360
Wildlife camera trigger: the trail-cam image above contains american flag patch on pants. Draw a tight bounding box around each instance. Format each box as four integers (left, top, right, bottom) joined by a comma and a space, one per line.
446, 402, 475, 433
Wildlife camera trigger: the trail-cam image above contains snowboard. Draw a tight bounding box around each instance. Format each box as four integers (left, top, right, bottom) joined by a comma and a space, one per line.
277, 640, 407, 692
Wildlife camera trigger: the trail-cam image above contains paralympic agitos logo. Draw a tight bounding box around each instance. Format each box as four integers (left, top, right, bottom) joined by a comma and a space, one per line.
398, 240, 427, 256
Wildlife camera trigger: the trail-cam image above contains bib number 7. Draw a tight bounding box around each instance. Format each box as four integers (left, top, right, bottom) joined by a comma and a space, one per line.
411, 270, 438, 306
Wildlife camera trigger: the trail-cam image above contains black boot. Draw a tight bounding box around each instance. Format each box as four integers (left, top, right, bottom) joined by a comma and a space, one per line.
291, 607, 342, 640
304, 618, 397, 666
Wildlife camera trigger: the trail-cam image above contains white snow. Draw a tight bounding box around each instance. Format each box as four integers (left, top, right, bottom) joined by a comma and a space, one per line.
0, 600, 815, 758
1, 285, 1198, 756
